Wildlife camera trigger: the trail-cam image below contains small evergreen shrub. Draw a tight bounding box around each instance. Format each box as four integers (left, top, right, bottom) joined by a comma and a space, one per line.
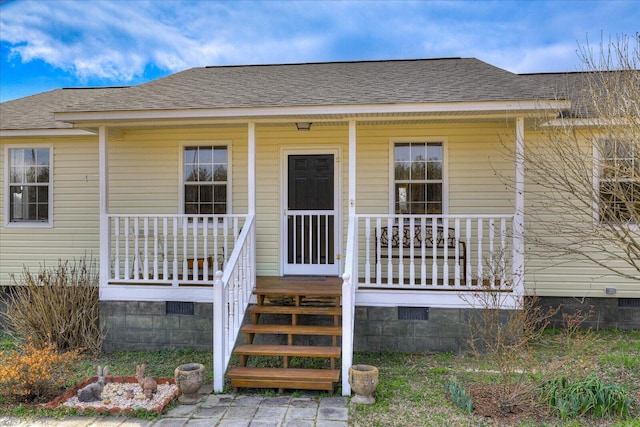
0, 338, 81, 402
540, 374, 632, 419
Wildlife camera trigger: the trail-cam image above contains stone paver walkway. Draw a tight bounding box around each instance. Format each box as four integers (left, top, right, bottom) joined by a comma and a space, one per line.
0, 394, 349, 427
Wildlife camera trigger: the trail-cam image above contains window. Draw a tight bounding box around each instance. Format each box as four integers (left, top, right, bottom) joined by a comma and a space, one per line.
393, 142, 444, 214
599, 139, 640, 223
6, 146, 52, 226
183, 145, 228, 215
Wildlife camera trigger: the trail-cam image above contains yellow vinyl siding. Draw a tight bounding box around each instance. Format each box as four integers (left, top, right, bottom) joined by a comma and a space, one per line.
253, 124, 350, 276
2, 122, 638, 298
523, 131, 640, 298
108, 127, 248, 214
355, 122, 514, 216
0, 137, 100, 285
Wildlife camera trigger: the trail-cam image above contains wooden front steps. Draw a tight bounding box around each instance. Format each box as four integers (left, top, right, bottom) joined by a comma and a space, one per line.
227, 276, 342, 393
226, 367, 340, 392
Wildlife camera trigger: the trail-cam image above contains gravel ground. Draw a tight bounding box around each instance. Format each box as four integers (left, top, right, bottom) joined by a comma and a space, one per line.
62, 382, 178, 412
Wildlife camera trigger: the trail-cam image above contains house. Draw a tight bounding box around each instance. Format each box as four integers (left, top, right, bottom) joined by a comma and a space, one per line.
1, 58, 639, 394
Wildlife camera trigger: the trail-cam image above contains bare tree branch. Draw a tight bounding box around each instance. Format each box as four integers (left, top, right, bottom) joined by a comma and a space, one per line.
505, 34, 640, 281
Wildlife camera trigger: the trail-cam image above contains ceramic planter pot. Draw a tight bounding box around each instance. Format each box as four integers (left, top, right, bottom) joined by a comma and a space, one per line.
174, 363, 206, 404
348, 364, 378, 404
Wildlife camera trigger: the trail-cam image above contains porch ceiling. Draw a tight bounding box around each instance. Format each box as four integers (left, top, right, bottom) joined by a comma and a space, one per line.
61, 106, 560, 133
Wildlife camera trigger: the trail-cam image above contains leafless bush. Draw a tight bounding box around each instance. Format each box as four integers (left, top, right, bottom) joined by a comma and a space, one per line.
0, 257, 104, 356
498, 34, 640, 281
464, 288, 558, 412
459, 250, 555, 411
462, 255, 596, 414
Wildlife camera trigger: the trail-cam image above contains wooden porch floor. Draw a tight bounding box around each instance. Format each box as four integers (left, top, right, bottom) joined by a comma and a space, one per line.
256, 276, 343, 295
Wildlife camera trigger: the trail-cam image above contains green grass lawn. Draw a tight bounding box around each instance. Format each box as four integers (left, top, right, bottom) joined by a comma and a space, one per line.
349, 329, 640, 427
1, 329, 639, 425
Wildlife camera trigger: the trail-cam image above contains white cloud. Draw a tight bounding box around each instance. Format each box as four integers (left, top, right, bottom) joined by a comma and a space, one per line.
0, 0, 638, 86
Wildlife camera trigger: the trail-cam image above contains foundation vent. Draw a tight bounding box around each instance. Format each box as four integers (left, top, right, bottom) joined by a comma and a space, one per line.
398, 307, 429, 321
618, 298, 640, 308
166, 301, 195, 315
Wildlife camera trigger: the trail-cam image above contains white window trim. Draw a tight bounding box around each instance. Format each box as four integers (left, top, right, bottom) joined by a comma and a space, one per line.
4, 143, 54, 228
388, 137, 449, 216
593, 138, 640, 230
178, 140, 232, 220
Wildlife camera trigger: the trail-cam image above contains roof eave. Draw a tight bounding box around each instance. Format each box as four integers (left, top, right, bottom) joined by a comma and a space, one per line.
54, 100, 571, 125
0, 128, 97, 138
541, 117, 632, 128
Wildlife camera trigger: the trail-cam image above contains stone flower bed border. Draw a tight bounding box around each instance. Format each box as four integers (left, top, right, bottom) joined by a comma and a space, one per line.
45, 376, 179, 415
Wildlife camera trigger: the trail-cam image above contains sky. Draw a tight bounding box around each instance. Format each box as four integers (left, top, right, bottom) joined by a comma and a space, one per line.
0, 0, 638, 102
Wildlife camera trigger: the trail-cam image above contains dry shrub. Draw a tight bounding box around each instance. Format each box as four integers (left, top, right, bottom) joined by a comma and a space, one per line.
465, 287, 559, 413
463, 264, 596, 418
0, 338, 81, 402
0, 258, 104, 355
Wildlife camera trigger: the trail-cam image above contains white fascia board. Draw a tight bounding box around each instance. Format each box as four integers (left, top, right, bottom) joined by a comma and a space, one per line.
54, 100, 571, 124
355, 289, 522, 309
0, 128, 96, 138
100, 285, 215, 302
542, 117, 627, 128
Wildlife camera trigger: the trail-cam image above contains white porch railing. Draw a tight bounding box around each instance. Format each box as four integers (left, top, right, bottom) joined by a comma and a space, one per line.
213, 213, 256, 392
341, 213, 516, 396
107, 214, 246, 286
357, 214, 514, 289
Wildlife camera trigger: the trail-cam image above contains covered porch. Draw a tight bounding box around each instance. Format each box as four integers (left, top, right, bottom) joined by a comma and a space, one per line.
72, 110, 548, 395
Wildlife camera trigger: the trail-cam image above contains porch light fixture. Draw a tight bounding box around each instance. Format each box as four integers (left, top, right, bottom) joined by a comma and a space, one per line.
295, 122, 312, 131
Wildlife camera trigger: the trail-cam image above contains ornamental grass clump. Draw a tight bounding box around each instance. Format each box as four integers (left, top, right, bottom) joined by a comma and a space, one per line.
0, 258, 103, 355
540, 374, 633, 419
444, 378, 473, 414
0, 338, 81, 402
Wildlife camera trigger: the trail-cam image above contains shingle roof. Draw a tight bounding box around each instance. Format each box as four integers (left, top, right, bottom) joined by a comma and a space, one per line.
1, 58, 581, 131
0, 87, 128, 130
519, 72, 593, 117
63, 58, 546, 113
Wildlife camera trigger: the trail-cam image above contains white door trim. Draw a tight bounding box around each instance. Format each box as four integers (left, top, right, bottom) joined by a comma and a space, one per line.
280, 146, 342, 276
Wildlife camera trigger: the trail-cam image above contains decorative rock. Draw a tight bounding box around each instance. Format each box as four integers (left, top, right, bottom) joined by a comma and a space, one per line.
61, 381, 178, 412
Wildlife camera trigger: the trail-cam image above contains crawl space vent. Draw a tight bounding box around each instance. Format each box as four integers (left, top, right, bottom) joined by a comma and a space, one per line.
398, 307, 429, 320
166, 301, 194, 315
618, 298, 640, 308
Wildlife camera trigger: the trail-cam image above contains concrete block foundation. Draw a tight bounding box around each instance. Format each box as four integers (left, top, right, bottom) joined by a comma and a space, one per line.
98, 297, 640, 352
100, 301, 214, 352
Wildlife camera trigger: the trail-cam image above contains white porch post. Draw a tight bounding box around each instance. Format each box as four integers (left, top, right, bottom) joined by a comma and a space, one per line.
247, 121, 257, 280
342, 120, 357, 396
512, 117, 525, 295
98, 126, 109, 294
348, 120, 356, 216
248, 122, 256, 215
213, 272, 224, 392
